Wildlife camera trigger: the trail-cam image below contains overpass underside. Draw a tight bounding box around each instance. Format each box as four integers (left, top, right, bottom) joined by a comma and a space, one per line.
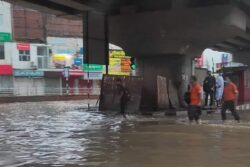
4, 0, 250, 110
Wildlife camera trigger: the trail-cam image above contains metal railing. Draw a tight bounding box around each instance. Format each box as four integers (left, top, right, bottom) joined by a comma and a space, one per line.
0, 87, 101, 97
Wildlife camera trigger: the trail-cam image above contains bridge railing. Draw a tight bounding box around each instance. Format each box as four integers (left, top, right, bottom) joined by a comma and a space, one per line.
0, 87, 101, 97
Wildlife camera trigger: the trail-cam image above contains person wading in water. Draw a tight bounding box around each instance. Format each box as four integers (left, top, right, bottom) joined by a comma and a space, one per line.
115, 78, 130, 118
221, 77, 240, 123
188, 76, 202, 124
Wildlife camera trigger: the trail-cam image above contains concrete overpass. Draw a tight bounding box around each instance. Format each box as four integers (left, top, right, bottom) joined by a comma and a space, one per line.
4, 0, 250, 109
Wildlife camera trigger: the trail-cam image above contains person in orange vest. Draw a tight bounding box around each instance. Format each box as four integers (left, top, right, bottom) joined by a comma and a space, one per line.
188, 76, 202, 124
221, 77, 240, 122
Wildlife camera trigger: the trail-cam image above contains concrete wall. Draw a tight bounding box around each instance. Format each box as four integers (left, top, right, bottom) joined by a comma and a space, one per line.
0, 2, 12, 34
137, 55, 184, 109
13, 7, 44, 40
46, 15, 82, 37
13, 6, 83, 41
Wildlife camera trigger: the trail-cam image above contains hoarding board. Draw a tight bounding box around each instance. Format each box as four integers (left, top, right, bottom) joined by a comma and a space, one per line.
99, 75, 143, 113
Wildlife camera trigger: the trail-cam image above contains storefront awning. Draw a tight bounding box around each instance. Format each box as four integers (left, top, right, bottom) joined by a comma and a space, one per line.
0, 65, 13, 75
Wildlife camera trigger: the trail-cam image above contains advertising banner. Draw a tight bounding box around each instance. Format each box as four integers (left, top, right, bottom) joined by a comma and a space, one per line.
121, 58, 131, 72
99, 75, 143, 113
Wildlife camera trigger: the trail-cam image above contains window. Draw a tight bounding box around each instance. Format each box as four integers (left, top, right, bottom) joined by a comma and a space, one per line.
37, 46, 47, 56
37, 46, 48, 69
19, 50, 30, 61
0, 43, 4, 60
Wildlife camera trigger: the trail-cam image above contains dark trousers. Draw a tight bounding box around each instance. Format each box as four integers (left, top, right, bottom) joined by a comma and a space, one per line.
205, 91, 214, 106
188, 105, 201, 121
221, 100, 240, 121
120, 99, 128, 115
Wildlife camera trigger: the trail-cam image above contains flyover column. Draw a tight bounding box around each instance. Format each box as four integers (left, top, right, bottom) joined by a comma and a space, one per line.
83, 11, 109, 73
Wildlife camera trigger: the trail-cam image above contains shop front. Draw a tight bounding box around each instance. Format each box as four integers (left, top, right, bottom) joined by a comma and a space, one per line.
62, 70, 85, 95
83, 64, 104, 95
14, 69, 45, 96
0, 65, 13, 94
44, 71, 62, 95
220, 65, 250, 104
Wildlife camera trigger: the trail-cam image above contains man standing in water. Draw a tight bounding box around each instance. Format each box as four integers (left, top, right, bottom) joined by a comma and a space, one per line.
203, 70, 216, 108
216, 73, 224, 107
115, 78, 130, 118
221, 77, 240, 123
189, 76, 202, 124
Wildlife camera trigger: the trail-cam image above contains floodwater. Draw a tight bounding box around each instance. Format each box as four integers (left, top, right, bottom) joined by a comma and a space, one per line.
0, 101, 250, 167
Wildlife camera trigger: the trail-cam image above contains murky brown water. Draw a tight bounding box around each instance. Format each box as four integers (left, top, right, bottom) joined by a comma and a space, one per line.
0, 101, 250, 167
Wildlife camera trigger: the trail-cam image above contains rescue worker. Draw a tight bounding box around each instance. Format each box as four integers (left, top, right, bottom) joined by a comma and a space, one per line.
216, 73, 224, 107
203, 70, 216, 108
115, 78, 130, 118
188, 76, 202, 124
221, 77, 240, 122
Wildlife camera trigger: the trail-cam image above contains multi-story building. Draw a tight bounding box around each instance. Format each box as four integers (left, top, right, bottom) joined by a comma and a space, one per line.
0, 3, 88, 96
0, 3, 124, 96
0, 2, 13, 91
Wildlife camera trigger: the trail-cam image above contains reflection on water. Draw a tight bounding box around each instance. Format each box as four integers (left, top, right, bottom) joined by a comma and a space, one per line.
0, 101, 250, 167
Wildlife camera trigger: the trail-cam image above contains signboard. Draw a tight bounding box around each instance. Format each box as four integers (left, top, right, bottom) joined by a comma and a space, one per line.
0, 32, 12, 42
63, 67, 70, 78
109, 58, 121, 73
70, 70, 84, 76
195, 56, 203, 68
222, 53, 229, 66
83, 64, 103, 72
84, 72, 103, 80
17, 43, 30, 51
14, 70, 44, 77
74, 58, 83, 66
121, 58, 131, 72
110, 50, 126, 58
80, 48, 84, 55
0, 65, 13, 75
99, 75, 143, 113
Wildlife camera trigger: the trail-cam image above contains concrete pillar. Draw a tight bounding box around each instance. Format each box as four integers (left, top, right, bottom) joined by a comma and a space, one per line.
172, 0, 187, 9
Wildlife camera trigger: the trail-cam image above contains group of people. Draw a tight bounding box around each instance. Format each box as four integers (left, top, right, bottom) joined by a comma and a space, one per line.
203, 70, 224, 108
114, 73, 240, 123
187, 71, 240, 124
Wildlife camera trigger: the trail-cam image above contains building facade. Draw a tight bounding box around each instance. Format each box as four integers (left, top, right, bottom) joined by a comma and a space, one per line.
0, 3, 129, 96
0, 2, 13, 92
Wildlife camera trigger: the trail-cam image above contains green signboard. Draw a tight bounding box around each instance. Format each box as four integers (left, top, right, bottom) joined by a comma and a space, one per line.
0, 32, 12, 42
83, 64, 103, 72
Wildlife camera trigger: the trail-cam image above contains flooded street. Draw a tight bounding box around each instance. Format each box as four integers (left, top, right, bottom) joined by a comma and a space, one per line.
0, 101, 250, 167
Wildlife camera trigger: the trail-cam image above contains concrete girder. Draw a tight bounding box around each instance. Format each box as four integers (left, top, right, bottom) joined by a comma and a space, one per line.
229, 38, 250, 48
48, 0, 95, 12
212, 44, 235, 53
4, 0, 85, 18
210, 34, 250, 53
234, 36, 250, 44
109, 5, 247, 57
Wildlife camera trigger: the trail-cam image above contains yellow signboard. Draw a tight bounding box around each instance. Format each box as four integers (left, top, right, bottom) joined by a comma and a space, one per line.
52, 54, 67, 61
